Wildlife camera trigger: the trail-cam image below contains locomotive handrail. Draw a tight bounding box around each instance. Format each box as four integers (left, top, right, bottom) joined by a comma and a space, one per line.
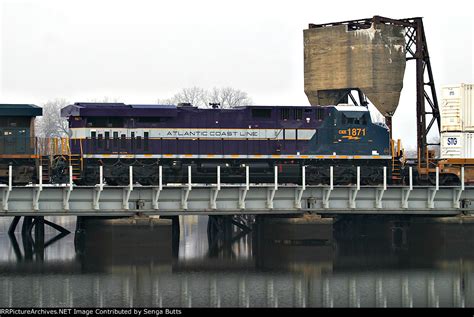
80, 139, 84, 171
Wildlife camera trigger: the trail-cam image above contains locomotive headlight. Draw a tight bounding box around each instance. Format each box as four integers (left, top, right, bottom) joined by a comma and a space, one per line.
306, 117, 310, 123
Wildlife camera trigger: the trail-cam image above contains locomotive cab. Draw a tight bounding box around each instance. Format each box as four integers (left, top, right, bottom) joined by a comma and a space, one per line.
0, 104, 42, 183
308, 105, 390, 156
0, 104, 42, 154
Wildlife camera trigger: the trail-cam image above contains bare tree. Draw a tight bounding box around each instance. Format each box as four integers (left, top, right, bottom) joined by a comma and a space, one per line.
85, 97, 121, 103
156, 97, 175, 105
36, 98, 70, 138
206, 87, 252, 108
173, 87, 208, 107
428, 135, 440, 145
428, 134, 440, 157
368, 104, 385, 124
36, 97, 123, 139
157, 87, 252, 108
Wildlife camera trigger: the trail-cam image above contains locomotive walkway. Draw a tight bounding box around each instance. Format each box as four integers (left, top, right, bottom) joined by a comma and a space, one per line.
0, 165, 473, 216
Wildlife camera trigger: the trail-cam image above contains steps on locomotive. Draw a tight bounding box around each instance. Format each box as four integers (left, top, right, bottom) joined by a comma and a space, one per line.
391, 159, 403, 181
40, 156, 50, 182
390, 139, 404, 182
69, 155, 82, 180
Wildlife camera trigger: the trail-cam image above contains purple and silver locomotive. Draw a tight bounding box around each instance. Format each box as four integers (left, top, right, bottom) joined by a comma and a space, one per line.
60, 102, 391, 185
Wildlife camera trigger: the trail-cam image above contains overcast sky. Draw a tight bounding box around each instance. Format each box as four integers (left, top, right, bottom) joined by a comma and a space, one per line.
0, 0, 473, 147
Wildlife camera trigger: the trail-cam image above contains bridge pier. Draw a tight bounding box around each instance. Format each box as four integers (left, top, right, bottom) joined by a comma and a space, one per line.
161, 216, 180, 258
255, 214, 334, 242
8, 216, 21, 235
207, 215, 254, 257
253, 214, 334, 270
207, 216, 232, 243
21, 216, 33, 238
7, 216, 70, 262
33, 217, 45, 260
74, 215, 174, 266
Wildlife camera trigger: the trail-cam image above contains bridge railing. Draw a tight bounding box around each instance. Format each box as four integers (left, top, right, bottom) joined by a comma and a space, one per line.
0, 163, 471, 215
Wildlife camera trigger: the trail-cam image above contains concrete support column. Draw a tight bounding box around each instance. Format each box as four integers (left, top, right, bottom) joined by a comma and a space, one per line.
34, 216, 45, 260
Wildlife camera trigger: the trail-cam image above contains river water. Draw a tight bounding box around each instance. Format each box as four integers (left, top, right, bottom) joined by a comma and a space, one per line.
0, 215, 473, 308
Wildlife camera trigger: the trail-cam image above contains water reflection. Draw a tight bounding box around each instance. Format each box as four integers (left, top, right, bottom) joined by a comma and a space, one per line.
7, 216, 70, 263
0, 215, 473, 307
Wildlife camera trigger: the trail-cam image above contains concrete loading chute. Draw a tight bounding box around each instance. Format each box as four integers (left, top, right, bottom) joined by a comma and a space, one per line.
304, 18, 406, 120
304, 16, 441, 175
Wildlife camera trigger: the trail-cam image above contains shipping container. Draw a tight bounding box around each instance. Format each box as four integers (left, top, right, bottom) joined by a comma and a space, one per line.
440, 84, 474, 132
440, 132, 474, 159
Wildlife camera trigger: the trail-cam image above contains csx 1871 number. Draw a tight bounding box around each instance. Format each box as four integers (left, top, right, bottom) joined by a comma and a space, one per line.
339, 128, 366, 136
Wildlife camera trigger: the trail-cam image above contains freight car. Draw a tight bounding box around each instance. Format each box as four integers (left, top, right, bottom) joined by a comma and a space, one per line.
58, 102, 394, 185
0, 104, 42, 184
436, 83, 474, 184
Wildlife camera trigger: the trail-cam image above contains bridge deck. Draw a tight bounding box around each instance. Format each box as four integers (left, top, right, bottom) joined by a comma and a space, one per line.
0, 165, 472, 216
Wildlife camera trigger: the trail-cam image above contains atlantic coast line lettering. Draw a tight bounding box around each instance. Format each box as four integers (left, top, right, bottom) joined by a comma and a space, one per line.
166, 130, 258, 137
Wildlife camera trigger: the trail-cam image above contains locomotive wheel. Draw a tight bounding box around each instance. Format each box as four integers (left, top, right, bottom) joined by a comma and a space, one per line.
84, 168, 99, 185
367, 169, 382, 185
439, 174, 460, 186
307, 170, 320, 185
427, 173, 453, 186
150, 173, 160, 186
339, 169, 355, 185
139, 176, 152, 185
306, 165, 329, 185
